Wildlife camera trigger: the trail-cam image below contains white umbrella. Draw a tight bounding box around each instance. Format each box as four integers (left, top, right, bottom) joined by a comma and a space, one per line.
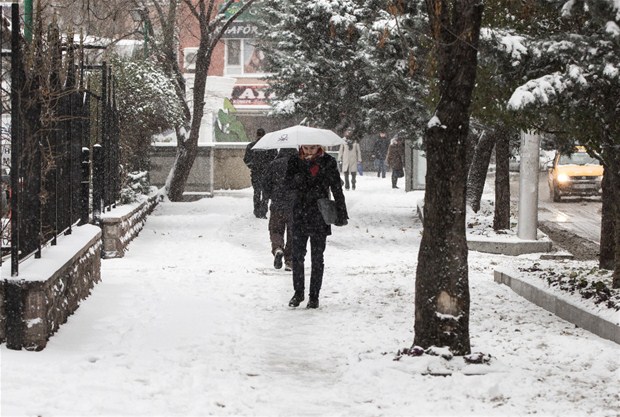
252, 125, 346, 149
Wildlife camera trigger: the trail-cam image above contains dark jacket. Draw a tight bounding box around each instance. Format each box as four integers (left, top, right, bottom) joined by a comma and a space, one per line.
244, 141, 277, 180
263, 149, 297, 212
372, 136, 390, 160
285, 150, 348, 236
387, 139, 405, 171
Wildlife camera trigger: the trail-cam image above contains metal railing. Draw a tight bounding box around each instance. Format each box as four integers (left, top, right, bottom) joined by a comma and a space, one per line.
0, 4, 120, 275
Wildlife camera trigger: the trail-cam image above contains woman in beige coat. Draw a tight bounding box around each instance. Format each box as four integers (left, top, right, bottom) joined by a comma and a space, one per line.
338, 136, 362, 190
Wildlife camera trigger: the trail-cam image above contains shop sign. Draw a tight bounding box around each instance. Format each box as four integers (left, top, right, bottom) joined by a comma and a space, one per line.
222, 22, 259, 39
231, 85, 274, 106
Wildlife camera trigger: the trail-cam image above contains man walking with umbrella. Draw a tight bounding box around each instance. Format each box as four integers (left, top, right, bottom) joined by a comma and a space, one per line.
244, 128, 277, 218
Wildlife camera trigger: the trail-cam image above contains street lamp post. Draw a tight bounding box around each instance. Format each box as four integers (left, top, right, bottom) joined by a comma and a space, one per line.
130, 8, 149, 58
24, 0, 33, 42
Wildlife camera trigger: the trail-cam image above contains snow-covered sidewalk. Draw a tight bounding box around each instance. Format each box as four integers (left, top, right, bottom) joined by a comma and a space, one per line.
2, 176, 619, 416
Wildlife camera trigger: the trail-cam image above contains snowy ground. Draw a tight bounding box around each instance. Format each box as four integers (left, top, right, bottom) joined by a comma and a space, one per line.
2, 175, 619, 417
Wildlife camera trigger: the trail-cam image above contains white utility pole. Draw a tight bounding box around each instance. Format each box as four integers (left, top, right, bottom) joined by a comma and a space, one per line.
517, 131, 540, 240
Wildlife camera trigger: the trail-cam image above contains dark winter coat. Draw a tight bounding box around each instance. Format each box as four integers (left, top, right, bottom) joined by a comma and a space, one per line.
262, 149, 297, 212
372, 136, 390, 160
386, 139, 405, 171
285, 150, 348, 236
244, 141, 277, 180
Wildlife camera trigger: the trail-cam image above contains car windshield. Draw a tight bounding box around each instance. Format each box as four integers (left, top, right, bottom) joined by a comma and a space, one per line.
558, 152, 600, 166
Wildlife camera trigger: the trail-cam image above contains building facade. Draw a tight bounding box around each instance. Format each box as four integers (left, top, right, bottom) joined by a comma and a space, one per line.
177, 3, 287, 143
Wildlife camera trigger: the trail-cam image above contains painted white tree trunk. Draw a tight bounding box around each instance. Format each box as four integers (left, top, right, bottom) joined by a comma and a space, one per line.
517, 131, 540, 240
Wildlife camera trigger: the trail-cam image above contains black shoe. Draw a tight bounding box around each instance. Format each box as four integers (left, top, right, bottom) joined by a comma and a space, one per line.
288, 292, 305, 307
284, 261, 292, 271
274, 249, 284, 269
306, 297, 319, 309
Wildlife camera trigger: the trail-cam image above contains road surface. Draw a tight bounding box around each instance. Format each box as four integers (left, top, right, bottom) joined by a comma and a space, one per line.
491, 171, 603, 260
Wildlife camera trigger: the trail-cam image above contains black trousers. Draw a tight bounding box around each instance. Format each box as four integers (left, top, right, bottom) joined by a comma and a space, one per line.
291, 231, 327, 298
251, 176, 268, 217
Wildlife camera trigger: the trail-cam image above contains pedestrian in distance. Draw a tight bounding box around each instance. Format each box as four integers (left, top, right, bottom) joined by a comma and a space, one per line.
337, 129, 362, 190
386, 133, 406, 189
285, 144, 348, 309
371, 131, 390, 178
262, 148, 298, 271
244, 128, 277, 218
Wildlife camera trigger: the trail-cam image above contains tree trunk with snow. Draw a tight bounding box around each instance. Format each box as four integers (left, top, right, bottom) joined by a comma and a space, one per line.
151, 0, 256, 201
167, 45, 211, 201
414, 0, 483, 355
466, 131, 495, 212
493, 127, 511, 231
608, 159, 620, 289
599, 169, 614, 271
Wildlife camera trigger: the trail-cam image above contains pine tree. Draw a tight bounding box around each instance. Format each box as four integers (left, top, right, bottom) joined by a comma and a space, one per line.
258, 0, 375, 136
495, 0, 620, 287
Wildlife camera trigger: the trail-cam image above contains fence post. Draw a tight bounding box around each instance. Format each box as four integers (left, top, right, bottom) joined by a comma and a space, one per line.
100, 62, 109, 211
92, 144, 103, 224
10, 3, 20, 276
80, 147, 90, 225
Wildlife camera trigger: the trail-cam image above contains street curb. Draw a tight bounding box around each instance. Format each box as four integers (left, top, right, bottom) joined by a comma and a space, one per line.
468, 237, 552, 256
494, 270, 620, 345
416, 201, 552, 256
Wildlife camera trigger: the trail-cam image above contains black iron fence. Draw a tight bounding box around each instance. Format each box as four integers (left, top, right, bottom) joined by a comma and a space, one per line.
0, 4, 120, 276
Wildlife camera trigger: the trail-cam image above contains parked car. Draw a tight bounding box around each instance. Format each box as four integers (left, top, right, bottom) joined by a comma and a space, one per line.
547, 146, 603, 202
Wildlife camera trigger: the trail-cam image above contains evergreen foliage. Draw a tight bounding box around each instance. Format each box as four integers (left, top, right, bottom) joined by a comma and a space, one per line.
257, 0, 430, 140
112, 57, 185, 135
111, 57, 184, 202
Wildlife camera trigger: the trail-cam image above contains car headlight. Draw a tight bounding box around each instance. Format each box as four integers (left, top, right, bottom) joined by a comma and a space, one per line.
557, 173, 570, 183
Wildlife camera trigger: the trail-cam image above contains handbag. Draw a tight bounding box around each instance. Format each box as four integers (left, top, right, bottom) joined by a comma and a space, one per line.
317, 197, 338, 225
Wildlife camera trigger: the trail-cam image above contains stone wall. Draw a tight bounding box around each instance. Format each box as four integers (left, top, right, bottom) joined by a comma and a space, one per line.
100, 194, 160, 258
149, 143, 250, 192
0, 194, 161, 350
1, 225, 102, 350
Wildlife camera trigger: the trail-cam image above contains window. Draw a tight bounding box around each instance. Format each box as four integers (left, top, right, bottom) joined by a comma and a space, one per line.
225, 39, 265, 76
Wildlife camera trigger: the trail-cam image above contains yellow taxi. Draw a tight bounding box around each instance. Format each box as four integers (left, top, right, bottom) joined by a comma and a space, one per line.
547, 146, 603, 202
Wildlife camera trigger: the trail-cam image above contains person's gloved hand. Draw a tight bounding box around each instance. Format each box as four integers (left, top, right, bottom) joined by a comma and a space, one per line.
334, 215, 348, 227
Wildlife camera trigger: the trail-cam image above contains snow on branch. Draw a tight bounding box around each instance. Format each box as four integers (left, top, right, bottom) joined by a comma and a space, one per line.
606, 21, 620, 36
604, 63, 619, 78
480, 28, 528, 63
507, 73, 567, 110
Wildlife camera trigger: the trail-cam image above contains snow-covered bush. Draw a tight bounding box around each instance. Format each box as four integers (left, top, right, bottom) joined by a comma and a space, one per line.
119, 171, 152, 204
111, 57, 184, 198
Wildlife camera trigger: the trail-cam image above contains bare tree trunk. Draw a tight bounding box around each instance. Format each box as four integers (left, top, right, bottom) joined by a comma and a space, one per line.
599, 167, 615, 270
466, 131, 495, 212
414, 0, 483, 355
493, 126, 510, 231
152, 0, 256, 201
167, 43, 211, 201
609, 163, 620, 289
